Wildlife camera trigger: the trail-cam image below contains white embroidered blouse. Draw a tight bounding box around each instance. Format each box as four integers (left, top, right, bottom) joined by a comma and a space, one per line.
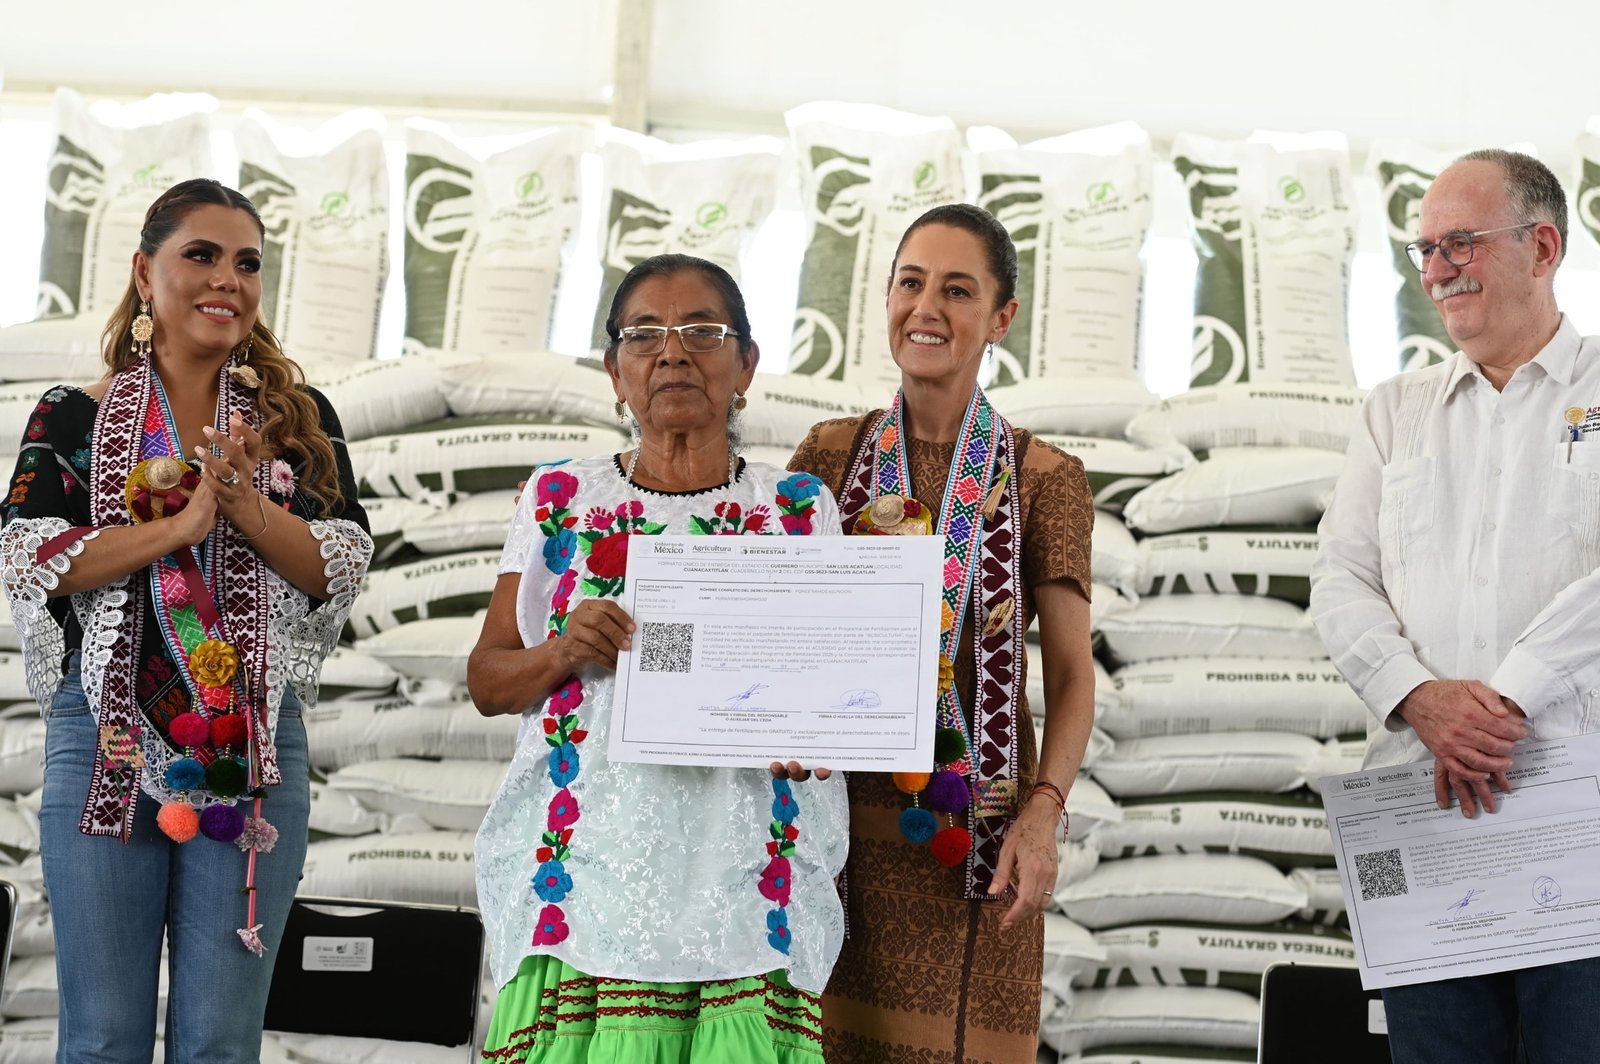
474, 455, 850, 993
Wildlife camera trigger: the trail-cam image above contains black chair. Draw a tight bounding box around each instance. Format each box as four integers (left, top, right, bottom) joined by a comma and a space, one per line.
1258, 962, 1391, 1063
0, 879, 15, 996
264, 896, 484, 1057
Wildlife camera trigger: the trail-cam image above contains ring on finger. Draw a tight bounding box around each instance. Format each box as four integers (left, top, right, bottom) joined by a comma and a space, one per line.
222, 471, 241, 487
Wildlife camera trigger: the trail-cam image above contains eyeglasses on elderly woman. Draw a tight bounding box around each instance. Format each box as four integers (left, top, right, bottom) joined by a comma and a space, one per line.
616, 323, 743, 356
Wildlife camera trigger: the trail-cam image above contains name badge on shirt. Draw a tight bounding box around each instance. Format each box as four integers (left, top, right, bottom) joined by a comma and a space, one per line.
1574, 405, 1600, 437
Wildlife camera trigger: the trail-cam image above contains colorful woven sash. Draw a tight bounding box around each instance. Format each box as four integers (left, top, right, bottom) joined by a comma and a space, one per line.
841, 388, 1026, 899
75, 356, 276, 840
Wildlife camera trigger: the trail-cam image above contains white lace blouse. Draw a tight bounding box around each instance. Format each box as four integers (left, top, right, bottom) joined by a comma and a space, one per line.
474, 455, 850, 993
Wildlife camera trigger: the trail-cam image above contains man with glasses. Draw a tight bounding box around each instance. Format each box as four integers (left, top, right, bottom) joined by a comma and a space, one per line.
1312, 149, 1600, 1062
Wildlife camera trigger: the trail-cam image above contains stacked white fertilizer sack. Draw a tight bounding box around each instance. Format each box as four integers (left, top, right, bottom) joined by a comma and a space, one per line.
1038, 385, 1366, 1062
0, 89, 218, 451
1171, 133, 1357, 389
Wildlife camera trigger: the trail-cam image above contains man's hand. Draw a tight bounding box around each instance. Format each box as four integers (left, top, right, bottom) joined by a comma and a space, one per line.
1397, 680, 1525, 783
1433, 755, 1516, 818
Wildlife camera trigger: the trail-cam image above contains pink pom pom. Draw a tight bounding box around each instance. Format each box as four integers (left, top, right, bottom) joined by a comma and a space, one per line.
169, 713, 210, 748
237, 924, 267, 957
157, 802, 199, 842
236, 817, 279, 854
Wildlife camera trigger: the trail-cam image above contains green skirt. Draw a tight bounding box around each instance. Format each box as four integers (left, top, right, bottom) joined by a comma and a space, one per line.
480, 954, 825, 1064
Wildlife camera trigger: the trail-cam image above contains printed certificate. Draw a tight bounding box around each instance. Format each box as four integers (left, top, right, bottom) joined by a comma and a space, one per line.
1323, 732, 1600, 988
608, 534, 945, 770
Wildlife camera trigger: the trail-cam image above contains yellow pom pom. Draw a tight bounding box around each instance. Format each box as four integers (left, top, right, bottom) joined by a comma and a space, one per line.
892, 772, 931, 795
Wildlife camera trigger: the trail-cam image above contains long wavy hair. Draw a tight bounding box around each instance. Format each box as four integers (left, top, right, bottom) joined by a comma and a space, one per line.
99, 178, 342, 511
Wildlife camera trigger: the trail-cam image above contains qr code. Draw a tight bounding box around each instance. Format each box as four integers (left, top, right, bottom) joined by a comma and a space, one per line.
638, 622, 695, 673
1354, 848, 1408, 901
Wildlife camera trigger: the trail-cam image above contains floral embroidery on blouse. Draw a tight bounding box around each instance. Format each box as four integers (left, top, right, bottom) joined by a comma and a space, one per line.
775, 473, 822, 536
577, 500, 665, 598
762, 778, 801, 954
688, 500, 773, 535
535, 469, 581, 577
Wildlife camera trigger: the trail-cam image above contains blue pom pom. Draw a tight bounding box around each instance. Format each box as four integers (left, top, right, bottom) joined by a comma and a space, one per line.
899, 806, 937, 844
164, 757, 205, 791
925, 769, 971, 814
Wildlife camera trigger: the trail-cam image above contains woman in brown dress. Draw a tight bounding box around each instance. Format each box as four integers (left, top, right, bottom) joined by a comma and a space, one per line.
789, 203, 1097, 1064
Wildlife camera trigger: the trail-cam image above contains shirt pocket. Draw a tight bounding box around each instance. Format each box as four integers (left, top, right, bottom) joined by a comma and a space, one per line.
1550, 441, 1600, 573
1378, 455, 1437, 616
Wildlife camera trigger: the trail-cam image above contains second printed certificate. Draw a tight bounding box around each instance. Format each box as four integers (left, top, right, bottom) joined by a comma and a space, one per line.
609, 534, 945, 770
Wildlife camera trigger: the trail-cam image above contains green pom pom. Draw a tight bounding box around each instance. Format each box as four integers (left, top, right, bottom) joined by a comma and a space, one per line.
204, 757, 248, 799
933, 727, 968, 766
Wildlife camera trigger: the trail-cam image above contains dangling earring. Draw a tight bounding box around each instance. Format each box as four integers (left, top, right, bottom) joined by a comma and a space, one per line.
131, 301, 153, 359
614, 399, 628, 423
985, 342, 994, 360
228, 333, 261, 388
732, 393, 747, 412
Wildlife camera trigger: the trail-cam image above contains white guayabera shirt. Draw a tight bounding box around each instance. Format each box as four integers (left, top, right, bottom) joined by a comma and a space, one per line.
1311, 315, 1600, 769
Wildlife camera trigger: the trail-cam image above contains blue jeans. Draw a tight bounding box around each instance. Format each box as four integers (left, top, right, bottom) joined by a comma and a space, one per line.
40, 654, 311, 1064
1382, 958, 1600, 1063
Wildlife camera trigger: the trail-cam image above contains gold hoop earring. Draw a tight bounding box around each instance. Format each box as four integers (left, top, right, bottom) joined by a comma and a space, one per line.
131, 301, 153, 359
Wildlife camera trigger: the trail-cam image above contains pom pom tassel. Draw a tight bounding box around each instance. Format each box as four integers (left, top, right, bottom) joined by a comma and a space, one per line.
236, 816, 278, 853
156, 802, 199, 842
236, 924, 266, 957
237, 795, 268, 957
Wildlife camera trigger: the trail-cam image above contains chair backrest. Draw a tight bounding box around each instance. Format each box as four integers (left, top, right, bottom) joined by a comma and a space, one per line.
0, 880, 15, 996
264, 896, 483, 1053
1258, 962, 1391, 1064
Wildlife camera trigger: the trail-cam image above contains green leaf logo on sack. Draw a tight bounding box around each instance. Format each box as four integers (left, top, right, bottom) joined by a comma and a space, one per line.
979, 174, 1042, 384
1191, 315, 1247, 387
1087, 181, 1118, 205
515, 171, 545, 203
320, 191, 351, 218
913, 161, 937, 190
1578, 154, 1600, 245
1278, 177, 1306, 204
1377, 156, 1452, 370
695, 201, 728, 229
239, 167, 295, 239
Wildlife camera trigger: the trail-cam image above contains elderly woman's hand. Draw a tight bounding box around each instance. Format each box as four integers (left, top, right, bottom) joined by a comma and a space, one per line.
769, 761, 832, 782
558, 599, 636, 672
989, 798, 1061, 930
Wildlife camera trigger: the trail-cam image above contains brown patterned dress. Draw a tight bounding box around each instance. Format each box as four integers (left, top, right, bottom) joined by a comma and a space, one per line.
789, 412, 1093, 1064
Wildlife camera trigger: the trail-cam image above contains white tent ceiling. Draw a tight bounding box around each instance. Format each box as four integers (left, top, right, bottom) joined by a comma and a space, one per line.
2, 0, 1597, 165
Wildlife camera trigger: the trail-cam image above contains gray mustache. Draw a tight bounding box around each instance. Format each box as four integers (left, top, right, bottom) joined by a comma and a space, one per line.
1432, 275, 1483, 300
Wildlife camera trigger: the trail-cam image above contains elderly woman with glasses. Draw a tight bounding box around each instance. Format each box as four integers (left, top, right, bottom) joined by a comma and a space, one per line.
469, 254, 849, 1064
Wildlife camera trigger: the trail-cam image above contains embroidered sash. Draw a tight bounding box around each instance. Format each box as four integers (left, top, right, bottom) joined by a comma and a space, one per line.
841, 389, 1026, 899
79, 357, 275, 840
